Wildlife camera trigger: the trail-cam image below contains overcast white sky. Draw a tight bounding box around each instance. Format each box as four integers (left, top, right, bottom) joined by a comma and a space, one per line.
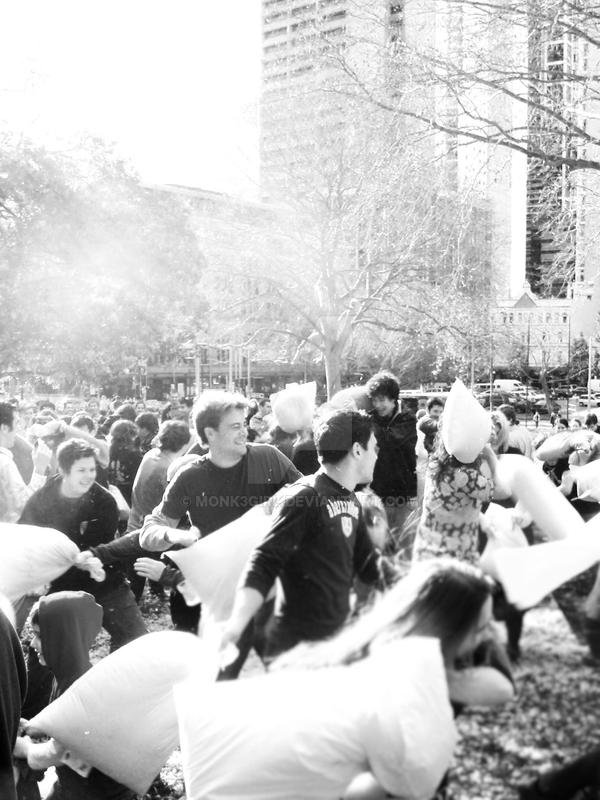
0, 0, 262, 197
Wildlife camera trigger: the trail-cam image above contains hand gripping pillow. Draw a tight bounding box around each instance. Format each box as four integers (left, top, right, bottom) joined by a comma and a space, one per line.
28, 631, 213, 795
0, 524, 82, 602
442, 379, 492, 463
168, 504, 272, 623
495, 454, 585, 542
271, 381, 316, 434
571, 460, 600, 502
479, 503, 529, 580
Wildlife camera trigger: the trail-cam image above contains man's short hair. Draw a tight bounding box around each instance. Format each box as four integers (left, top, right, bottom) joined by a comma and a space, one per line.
156, 420, 192, 453
0, 402, 16, 429
427, 396, 445, 413
135, 412, 159, 435
116, 403, 137, 422
71, 413, 95, 433
498, 404, 517, 424
365, 371, 400, 402
586, 413, 598, 428
57, 439, 97, 473
315, 409, 373, 465
194, 391, 248, 445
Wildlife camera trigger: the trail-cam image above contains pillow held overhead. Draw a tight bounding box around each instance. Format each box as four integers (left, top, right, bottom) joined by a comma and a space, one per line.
442, 379, 491, 463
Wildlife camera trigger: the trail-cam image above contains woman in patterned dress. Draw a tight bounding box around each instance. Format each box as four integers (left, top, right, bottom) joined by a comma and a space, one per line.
412, 421, 496, 565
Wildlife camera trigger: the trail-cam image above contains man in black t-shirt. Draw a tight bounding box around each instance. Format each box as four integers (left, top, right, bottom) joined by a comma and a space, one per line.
138, 391, 301, 666
221, 409, 382, 661
139, 391, 300, 547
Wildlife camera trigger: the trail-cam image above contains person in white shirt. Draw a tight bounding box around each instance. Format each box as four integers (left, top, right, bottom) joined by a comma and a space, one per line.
0, 402, 49, 523
497, 404, 533, 459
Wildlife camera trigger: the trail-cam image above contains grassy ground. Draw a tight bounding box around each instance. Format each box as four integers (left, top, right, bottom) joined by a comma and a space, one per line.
87, 594, 600, 800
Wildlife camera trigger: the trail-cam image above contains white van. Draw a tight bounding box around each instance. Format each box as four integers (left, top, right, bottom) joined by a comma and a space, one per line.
493, 379, 527, 393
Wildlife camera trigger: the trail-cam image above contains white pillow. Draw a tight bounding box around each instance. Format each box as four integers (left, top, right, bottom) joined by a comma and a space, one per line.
571, 460, 600, 502
168, 504, 272, 623
0, 524, 81, 602
28, 631, 212, 795
271, 382, 316, 433
442, 379, 491, 463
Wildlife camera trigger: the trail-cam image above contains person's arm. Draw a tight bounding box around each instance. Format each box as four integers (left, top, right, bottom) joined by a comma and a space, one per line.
134, 556, 167, 582
220, 587, 265, 649
222, 486, 313, 646
535, 431, 574, 462
85, 531, 145, 564
65, 424, 109, 467
39, 420, 110, 467
139, 467, 201, 551
139, 508, 200, 551
3, 442, 51, 524
353, 514, 382, 586
15, 736, 65, 770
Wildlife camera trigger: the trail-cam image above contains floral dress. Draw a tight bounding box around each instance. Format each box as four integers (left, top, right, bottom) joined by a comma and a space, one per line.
412, 453, 494, 565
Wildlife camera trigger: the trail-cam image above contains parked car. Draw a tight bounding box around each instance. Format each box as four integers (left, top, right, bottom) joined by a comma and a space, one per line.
552, 385, 573, 399
476, 391, 515, 409
509, 394, 536, 413
534, 398, 561, 414
577, 394, 600, 407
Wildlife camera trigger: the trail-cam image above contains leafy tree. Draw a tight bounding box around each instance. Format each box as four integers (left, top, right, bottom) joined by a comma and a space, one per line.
198, 88, 493, 397
0, 134, 206, 394
335, 0, 600, 172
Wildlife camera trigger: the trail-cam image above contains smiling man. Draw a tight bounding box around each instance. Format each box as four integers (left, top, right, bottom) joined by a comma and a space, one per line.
18, 439, 146, 650
139, 391, 301, 549
138, 391, 301, 669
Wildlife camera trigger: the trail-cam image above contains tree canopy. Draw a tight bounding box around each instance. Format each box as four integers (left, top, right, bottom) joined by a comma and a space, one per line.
0, 134, 206, 394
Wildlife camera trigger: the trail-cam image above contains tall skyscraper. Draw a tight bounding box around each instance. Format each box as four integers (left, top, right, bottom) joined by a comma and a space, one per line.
259, 0, 527, 300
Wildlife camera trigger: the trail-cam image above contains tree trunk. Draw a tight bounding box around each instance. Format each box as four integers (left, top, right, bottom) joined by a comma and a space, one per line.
324, 341, 344, 399
539, 368, 552, 412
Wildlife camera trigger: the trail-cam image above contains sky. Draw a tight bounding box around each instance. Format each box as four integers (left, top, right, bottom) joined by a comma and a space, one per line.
0, 0, 262, 197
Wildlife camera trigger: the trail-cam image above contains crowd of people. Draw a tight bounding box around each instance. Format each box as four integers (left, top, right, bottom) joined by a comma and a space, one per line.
0, 373, 599, 799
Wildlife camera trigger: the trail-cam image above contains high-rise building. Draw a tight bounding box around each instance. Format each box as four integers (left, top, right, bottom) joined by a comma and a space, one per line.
259, 0, 528, 301
260, 0, 389, 195
523, 4, 600, 340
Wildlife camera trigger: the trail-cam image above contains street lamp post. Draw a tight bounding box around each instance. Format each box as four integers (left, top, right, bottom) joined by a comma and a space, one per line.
489, 329, 494, 410
588, 336, 593, 412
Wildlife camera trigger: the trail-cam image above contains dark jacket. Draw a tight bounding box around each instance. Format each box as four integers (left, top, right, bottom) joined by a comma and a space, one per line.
18, 476, 123, 596
370, 404, 417, 501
